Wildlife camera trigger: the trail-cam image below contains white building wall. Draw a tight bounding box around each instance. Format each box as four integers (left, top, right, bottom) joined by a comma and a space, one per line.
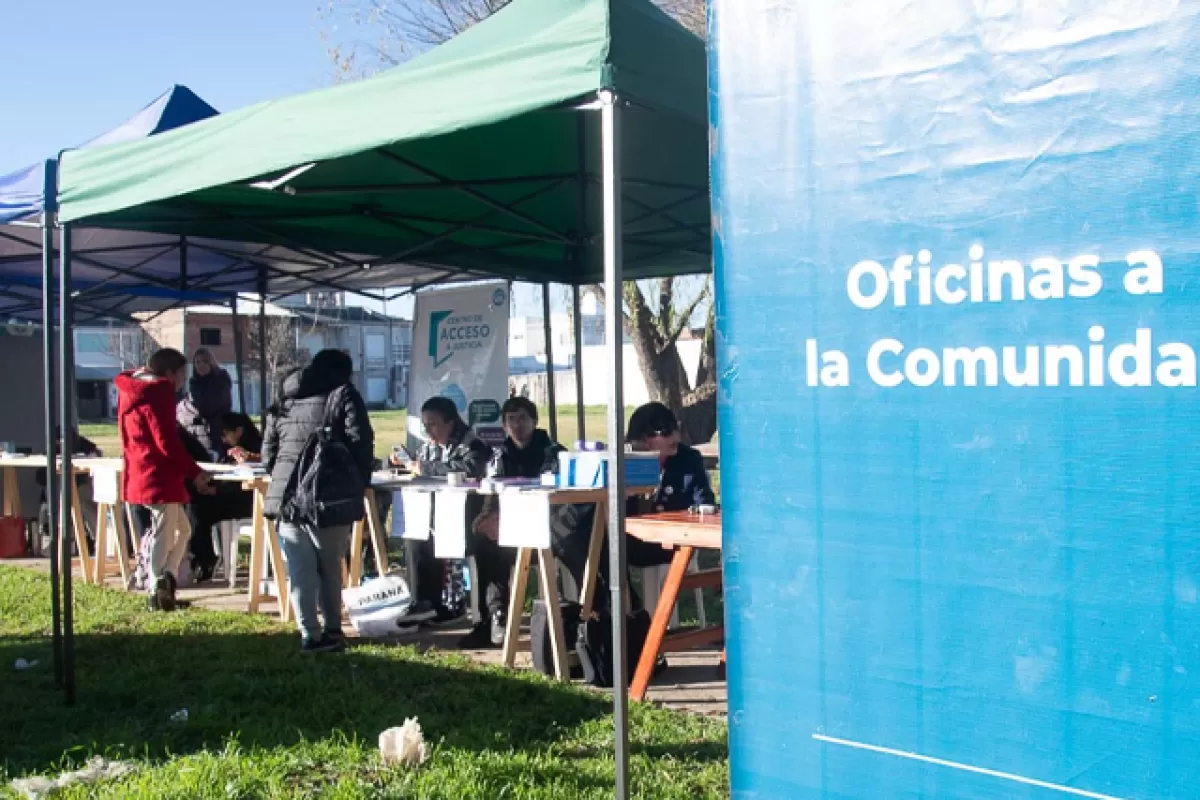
577, 339, 703, 406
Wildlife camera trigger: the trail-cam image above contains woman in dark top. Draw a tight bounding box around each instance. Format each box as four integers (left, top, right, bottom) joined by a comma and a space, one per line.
220, 412, 263, 464
189, 348, 233, 459
397, 396, 491, 627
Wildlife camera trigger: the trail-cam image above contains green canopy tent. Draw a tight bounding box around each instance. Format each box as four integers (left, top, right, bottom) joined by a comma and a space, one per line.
53, 0, 711, 792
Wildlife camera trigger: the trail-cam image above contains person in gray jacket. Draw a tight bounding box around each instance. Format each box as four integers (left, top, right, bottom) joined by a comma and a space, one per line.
263, 349, 375, 653
396, 396, 490, 624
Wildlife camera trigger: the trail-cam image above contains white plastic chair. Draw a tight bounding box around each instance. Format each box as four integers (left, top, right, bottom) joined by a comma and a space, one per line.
218, 519, 256, 589
640, 552, 706, 629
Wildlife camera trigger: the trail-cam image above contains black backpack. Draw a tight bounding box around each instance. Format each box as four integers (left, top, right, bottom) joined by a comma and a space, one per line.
281, 387, 367, 528
576, 607, 652, 688
531, 599, 583, 679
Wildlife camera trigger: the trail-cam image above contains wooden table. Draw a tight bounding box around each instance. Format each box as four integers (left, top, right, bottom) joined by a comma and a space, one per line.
0, 454, 92, 579
84, 459, 241, 589
218, 471, 394, 620
625, 511, 723, 702
498, 484, 658, 682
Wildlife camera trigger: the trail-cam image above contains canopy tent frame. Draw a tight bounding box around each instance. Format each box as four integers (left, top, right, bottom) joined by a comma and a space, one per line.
47, 1, 711, 794
44, 89, 651, 797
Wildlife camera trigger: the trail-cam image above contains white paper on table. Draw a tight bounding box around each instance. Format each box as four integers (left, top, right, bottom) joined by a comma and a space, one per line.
389, 491, 405, 538
498, 490, 552, 549
92, 466, 119, 504
400, 489, 432, 541
433, 490, 467, 559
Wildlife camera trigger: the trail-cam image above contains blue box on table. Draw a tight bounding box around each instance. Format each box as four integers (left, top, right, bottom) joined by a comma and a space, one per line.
555, 451, 659, 488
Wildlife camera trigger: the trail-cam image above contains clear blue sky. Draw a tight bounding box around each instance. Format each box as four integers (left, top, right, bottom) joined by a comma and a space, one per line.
1, 0, 334, 174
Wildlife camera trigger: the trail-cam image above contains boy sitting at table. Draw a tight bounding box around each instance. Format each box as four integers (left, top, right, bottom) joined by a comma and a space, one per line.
554, 402, 716, 613
466, 397, 565, 648
625, 401, 715, 514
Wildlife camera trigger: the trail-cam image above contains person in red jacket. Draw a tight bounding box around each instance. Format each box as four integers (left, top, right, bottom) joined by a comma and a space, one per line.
115, 348, 213, 611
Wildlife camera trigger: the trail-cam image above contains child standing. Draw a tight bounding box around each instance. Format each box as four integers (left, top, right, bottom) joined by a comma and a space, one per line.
116, 348, 212, 611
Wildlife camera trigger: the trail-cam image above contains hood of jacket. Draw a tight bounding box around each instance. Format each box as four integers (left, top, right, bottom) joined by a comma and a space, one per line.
115, 369, 176, 409
280, 361, 349, 403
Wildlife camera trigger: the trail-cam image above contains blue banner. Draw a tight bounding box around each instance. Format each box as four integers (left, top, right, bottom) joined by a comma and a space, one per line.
711, 2, 1200, 798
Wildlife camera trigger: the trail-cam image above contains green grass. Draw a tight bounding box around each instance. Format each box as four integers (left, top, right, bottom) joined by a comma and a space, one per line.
0, 567, 727, 799
80, 407, 626, 461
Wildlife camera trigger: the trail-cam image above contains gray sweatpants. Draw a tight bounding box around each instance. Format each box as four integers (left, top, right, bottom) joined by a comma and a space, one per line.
147, 503, 192, 590
277, 521, 350, 641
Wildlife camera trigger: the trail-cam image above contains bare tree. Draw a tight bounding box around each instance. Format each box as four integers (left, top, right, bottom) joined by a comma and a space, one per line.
317, 0, 716, 443
104, 325, 152, 369
244, 315, 299, 405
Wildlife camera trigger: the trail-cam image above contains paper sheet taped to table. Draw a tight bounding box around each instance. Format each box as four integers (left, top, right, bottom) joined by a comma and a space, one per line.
433, 491, 467, 559
498, 491, 552, 549
399, 489, 431, 541
92, 466, 119, 504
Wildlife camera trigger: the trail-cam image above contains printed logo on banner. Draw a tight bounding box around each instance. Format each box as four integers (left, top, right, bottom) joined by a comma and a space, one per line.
441, 384, 467, 413
428, 307, 494, 368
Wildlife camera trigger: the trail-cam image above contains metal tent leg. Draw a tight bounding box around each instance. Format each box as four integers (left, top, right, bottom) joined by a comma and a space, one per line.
41, 160, 62, 689
231, 295, 247, 413
542, 282, 557, 440
600, 89, 629, 800
59, 222, 77, 706
573, 284, 586, 443
257, 269, 268, 427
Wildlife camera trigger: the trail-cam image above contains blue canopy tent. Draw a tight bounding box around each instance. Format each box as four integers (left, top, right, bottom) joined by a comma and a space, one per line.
0, 86, 230, 320
0, 85, 220, 224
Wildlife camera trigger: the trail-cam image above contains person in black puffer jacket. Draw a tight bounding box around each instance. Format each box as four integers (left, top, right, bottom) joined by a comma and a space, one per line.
262, 349, 375, 653
461, 397, 564, 649
189, 348, 233, 460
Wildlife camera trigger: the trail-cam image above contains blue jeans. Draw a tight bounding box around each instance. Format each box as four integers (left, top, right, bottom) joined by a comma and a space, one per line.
277, 521, 350, 641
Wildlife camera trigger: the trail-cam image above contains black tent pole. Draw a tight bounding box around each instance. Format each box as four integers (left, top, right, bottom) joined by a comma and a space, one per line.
542, 283, 557, 441
59, 222, 77, 706
230, 295, 247, 413
573, 284, 586, 444
257, 268, 268, 428
41, 159, 62, 688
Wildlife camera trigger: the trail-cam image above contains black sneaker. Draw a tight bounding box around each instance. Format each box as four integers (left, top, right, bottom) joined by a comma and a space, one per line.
323, 631, 348, 652
425, 604, 465, 628
489, 608, 506, 646
396, 601, 438, 626
652, 655, 669, 678
456, 622, 499, 650
152, 576, 175, 612
301, 636, 345, 654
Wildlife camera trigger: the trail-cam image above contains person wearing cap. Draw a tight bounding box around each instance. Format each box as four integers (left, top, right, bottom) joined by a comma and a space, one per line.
624, 401, 715, 514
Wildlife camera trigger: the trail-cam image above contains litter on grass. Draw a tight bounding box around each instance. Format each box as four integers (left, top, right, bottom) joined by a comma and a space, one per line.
10, 757, 136, 799
379, 718, 430, 767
